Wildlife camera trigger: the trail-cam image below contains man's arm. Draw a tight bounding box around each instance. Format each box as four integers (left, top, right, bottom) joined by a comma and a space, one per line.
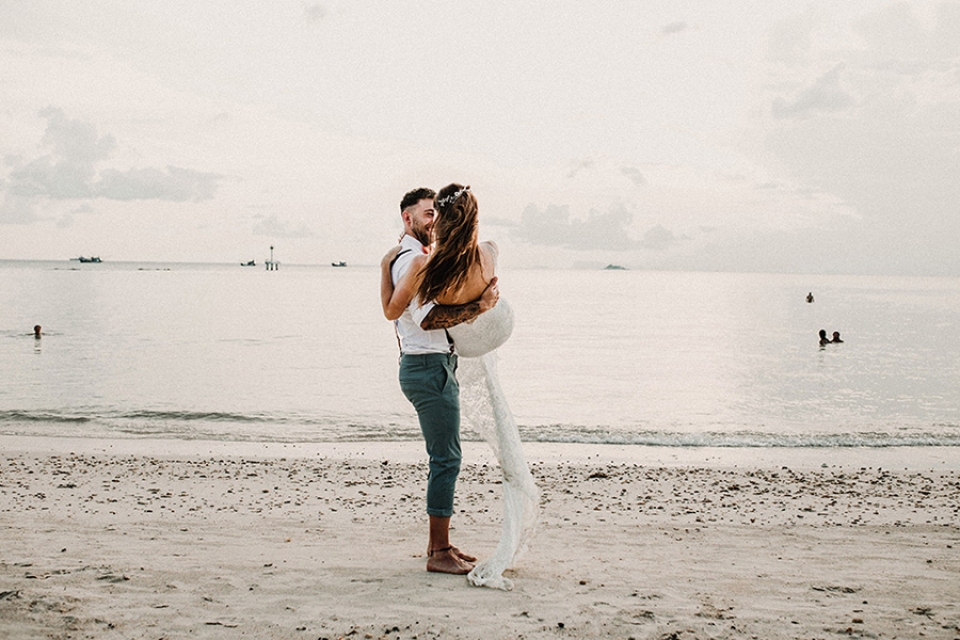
380, 246, 401, 318
420, 277, 499, 330
380, 248, 426, 321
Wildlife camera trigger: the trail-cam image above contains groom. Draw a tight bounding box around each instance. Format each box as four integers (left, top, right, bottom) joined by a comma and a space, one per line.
380, 187, 498, 574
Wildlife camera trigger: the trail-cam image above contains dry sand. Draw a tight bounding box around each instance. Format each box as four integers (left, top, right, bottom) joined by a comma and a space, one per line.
1, 437, 958, 640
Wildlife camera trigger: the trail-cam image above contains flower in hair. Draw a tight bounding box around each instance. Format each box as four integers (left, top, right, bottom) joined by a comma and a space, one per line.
436, 185, 470, 209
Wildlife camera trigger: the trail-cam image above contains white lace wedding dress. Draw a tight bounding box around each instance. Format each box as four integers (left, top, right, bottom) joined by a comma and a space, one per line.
448, 300, 540, 590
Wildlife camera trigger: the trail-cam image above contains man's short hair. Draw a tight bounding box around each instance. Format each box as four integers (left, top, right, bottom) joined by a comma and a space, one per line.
400, 187, 436, 212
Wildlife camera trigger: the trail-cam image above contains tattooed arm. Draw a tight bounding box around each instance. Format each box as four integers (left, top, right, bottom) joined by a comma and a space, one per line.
420, 277, 499, 331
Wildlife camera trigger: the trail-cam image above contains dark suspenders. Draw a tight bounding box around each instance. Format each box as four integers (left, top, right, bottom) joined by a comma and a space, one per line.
391, 249, 414, 358
391, 248, 454, 357
389, 248, 413, 271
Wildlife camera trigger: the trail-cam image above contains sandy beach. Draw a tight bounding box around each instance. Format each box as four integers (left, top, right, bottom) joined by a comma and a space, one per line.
2, 437, 958, 640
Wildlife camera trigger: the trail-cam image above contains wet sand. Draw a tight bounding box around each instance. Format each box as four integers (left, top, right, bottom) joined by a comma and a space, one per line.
1, 437, 958, 639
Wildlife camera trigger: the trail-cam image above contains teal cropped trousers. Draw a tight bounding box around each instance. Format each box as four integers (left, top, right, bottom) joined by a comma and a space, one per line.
398, 352, 461, 518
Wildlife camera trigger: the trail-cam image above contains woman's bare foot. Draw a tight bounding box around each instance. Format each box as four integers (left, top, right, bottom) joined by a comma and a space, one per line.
426, 546, 475, 574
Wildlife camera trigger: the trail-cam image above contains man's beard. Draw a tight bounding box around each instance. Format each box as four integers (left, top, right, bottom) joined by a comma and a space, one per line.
411, 223, 432, 247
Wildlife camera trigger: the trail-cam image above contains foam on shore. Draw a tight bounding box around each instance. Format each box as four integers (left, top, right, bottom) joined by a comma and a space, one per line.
2, 434, 958, 470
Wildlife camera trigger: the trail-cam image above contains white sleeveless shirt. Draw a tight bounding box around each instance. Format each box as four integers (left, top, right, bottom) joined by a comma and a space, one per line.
391, 235, 451, 355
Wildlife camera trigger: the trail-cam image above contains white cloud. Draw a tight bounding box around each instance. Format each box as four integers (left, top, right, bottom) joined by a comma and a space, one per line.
9, 155, 96, 199
640, 224, 678, 252
96, 167, 220, 202
772, 65, 855, 119
661, 21, 689, 36
1, 108, 222, 223
39, 106, 115, 164
514, 203, 640, 251
619, 166, 647, 187
252, 214, 317, 239
303, 2, 328, 23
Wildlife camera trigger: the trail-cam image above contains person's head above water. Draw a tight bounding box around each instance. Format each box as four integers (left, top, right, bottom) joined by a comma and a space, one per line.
33, 325, 41, 337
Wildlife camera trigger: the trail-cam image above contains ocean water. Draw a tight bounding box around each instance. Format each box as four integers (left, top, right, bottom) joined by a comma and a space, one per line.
2, 260, 959, 450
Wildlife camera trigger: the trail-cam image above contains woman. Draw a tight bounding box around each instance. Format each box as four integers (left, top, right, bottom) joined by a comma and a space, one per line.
382, 183, 539, 590
381, 183, 498, 322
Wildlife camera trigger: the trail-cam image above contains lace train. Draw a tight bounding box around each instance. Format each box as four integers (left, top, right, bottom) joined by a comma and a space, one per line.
449, 300, 540, 590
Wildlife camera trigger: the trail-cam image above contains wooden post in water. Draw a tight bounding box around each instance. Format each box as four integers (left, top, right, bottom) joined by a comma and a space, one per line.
265, 245, 279, 271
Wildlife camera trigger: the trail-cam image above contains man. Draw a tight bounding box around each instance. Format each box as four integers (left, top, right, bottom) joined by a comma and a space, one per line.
379, 187, 498, 575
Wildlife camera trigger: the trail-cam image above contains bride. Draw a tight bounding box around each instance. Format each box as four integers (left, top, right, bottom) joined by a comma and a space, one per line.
382, 183, 539, 590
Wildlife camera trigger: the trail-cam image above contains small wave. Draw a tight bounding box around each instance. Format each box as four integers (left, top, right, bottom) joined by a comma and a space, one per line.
119, 410, 274, 423
0, 408, 285, 425
0, 410, 91, 424
519, 426, 960, 448
2, 409, 959, 448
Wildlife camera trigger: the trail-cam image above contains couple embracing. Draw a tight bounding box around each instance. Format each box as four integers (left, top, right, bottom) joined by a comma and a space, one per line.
379, 185, 538, 590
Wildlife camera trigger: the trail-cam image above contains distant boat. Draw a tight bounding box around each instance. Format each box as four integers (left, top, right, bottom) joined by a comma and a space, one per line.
77, 256, 102, 263
241, 260, 256, 267
332, 261, 347, 267
604, 264, 626, 270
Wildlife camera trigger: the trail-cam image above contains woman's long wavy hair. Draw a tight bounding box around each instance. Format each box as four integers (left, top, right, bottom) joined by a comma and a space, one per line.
417, 183, 480, 305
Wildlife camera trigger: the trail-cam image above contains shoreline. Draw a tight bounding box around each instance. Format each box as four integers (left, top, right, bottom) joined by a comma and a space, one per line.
1, 434, 959, 470
2, 437, 959, 639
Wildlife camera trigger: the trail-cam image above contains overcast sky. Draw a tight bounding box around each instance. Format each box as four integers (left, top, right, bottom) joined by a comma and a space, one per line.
2, 1, 958, 274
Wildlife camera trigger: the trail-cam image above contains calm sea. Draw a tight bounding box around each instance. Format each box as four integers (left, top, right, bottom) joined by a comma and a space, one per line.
2, 260, 959, 450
